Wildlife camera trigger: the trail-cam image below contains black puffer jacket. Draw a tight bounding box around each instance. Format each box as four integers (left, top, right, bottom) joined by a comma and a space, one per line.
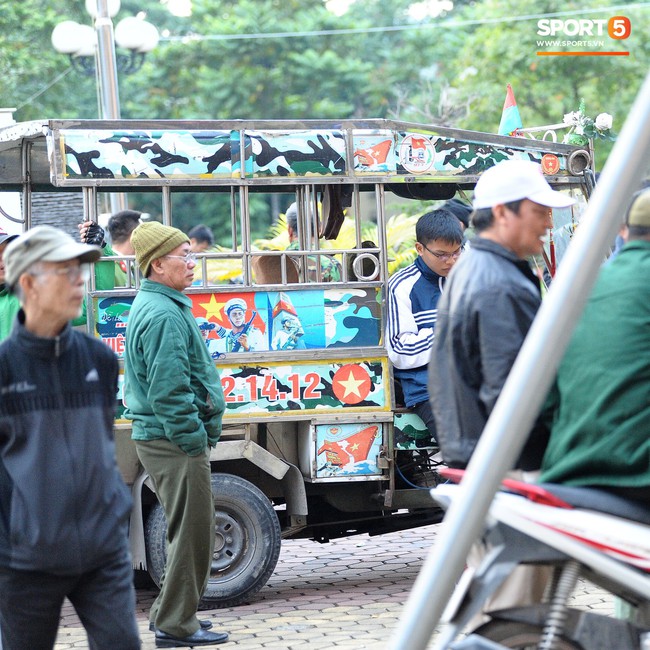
0, 311, 131, 573
428, 238, 549, 470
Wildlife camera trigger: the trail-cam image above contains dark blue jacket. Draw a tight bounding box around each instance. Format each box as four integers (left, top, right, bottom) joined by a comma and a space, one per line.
387, 256, 445, 407
0, 311, 131, 573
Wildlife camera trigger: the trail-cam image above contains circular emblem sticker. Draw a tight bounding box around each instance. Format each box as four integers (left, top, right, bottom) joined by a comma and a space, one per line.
541, 154, 560, 175
399, 134, 435, 174
332, 364, 371, 405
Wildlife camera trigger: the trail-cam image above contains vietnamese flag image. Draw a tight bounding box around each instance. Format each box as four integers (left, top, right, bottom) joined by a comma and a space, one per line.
354, 139, 392, 166
317, 425, 379, 466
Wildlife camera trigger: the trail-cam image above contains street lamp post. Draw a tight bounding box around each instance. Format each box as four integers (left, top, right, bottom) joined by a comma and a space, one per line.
51, 0, 159, 213
94, 0, 122, 121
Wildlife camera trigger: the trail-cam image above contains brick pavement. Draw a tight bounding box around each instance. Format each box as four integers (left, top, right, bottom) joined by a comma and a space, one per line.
54, 524, 614, 649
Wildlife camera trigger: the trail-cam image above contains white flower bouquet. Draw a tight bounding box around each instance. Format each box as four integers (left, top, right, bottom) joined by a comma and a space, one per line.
562, 100, 615, 146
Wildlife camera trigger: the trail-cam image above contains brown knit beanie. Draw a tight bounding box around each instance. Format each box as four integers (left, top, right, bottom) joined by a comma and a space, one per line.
131, 222, 189, 276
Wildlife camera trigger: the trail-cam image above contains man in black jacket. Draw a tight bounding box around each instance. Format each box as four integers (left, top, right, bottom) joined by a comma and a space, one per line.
429, 159, 575, 472
428, 160, 575, 628
0, 226, 140, 650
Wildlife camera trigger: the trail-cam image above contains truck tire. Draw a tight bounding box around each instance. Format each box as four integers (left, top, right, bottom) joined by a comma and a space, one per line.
145, 473, 282, 608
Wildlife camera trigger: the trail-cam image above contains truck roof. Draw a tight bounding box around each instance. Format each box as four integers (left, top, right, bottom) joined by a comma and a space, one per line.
0, 118, 591, 195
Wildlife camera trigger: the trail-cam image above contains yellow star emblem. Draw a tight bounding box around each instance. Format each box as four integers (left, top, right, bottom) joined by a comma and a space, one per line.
337, 370, 365, 399
199, 294, 228, 321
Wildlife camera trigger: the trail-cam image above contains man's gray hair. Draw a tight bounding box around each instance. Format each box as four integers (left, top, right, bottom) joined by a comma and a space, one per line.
12, 261, 45, 301
285, 203, 298, 231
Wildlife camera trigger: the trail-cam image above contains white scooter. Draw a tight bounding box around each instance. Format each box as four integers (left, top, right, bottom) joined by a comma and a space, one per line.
431, 469, 650, 650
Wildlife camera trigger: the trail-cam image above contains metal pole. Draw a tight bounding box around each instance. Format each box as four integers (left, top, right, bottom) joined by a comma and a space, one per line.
390, 70, 650, 650
94, 0, 120, 119
94, 0, 127, 213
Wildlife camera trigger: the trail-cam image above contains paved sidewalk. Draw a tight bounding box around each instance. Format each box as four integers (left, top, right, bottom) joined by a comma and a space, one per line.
54, 524, 614, 649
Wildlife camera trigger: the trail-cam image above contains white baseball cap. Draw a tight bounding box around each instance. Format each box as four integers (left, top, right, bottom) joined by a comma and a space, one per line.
473, 160, 576, 210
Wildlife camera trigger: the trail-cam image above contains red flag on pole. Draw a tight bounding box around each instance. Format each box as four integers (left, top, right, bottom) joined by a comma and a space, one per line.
498, 84, 523, 136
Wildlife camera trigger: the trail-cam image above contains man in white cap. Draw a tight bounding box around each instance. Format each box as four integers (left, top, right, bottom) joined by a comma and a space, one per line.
0, 226, 139, 650
428, 159, 575, 628
0, 227, 19, 340
124, 221, 228, 648
429, 159, 575, 472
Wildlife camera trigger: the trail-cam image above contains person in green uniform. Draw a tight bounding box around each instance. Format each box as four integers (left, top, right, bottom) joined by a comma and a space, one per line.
541, 188, 650, 503
75, 211, 142, 327
0, 228, 19, 340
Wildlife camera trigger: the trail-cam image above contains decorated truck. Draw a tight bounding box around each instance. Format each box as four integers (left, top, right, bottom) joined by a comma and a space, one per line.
0, 117, 592, 607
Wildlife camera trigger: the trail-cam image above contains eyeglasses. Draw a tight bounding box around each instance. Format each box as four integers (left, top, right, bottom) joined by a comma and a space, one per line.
31, 264, 90, 282
164, 252, 197, 265
423, 245, 463, 262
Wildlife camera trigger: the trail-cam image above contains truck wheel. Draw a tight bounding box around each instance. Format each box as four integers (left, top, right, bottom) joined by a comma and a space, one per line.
145, 473, 282, 608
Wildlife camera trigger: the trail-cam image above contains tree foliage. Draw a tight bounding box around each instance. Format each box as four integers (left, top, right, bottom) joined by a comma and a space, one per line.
2, 0, 648, 236
444, 0, 650, 161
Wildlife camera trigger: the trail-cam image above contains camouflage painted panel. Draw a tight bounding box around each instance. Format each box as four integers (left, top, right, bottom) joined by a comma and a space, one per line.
59, 128, 349, 182
191, 288, 381, 354
395, 132, 570, 177
323, 288, 382, 348
60, 129, 234, 180
56, 126, 576, 184
394, 411, 436, 450
248, 130, 347, 177
219, 359, 389, 416
350, 128, 575, 177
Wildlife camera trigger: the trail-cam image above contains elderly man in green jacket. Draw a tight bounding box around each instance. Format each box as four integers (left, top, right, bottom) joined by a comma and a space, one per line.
124, 222, 228, 648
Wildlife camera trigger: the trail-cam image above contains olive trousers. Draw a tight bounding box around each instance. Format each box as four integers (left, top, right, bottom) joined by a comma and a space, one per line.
135, 440, 214, 638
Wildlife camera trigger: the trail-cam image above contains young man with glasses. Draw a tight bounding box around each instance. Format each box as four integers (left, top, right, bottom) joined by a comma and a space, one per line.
124, 221, 228, 648
386, 208, 464, 453
0, 226, 140, 650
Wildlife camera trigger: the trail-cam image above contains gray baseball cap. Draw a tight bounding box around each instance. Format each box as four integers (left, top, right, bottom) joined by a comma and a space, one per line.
5, 225, 101, 290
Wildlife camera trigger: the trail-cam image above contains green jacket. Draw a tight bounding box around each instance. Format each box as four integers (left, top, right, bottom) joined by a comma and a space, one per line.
72, 244, 120, 328
103, 243, 128, 287
124, 279, 225, 456
0, 286, 20, 341
540, 240, 650, 489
